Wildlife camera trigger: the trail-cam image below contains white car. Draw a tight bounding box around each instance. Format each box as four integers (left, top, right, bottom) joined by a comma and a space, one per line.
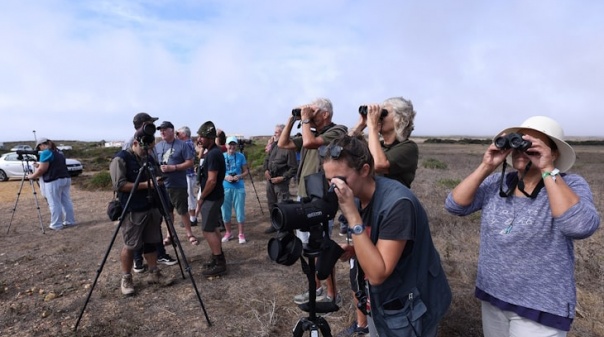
0, 152, 83, 181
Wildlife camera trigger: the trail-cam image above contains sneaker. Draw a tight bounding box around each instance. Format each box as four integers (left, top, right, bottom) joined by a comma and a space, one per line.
221, 232, 233, 243
133, 260, 147, 273
121, 274, 135, 295
319, 293, 342, 307
157, 254, 177, 266
48, 225, 63, 231
191, 219, 198, 227
238, 234, 247, 244
294, 287, 326, 304
335, 321, 369, 337
146, 269, 174, 286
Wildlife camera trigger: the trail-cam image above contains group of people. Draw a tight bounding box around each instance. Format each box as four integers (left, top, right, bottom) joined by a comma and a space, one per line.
107, 96, 599, 336
109, 113, 254, 296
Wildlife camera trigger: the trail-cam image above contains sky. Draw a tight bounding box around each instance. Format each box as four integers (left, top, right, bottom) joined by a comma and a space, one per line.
2, 0, 603, 142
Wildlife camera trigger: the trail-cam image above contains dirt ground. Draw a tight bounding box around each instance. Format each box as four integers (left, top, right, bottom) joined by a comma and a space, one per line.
0, 144, 602, 337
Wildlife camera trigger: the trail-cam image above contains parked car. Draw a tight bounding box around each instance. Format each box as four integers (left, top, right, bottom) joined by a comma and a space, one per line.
57, 144, 73, 151
0, 152, 83, 181
10, 145, 33, 152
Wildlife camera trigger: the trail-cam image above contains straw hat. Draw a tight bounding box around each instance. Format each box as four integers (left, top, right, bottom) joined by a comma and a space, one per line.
495, 116, 575, 172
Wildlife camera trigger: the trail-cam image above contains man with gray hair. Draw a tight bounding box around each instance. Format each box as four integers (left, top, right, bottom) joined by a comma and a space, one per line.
278, 97, 347, 306
263, 124, 298, 234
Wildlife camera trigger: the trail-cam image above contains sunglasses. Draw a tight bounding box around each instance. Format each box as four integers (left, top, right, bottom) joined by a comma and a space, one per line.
318, 145, 361, 159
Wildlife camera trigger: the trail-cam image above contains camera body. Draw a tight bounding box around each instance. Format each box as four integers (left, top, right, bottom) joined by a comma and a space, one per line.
135, 122, 157, 146
494, 133, 532, 151
359, 105, 388, 119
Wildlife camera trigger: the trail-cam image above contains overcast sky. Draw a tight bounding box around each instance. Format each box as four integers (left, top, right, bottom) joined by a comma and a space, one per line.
2, 0, 603, 142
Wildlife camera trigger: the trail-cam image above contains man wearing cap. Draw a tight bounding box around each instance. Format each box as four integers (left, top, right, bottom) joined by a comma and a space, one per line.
221, 136, 250, 244
196, 121, 227, 277
263, 124, 297, 234
154, 121, 197, 251
123, 112, 159, 150
176, 126, 199, 227
446, 116, 600, 336
28, 138, 76, 230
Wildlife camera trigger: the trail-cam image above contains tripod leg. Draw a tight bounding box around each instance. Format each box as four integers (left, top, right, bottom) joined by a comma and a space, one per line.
7, 174, 28, 234
74, 214, 124, 331
29, 179, 46, 233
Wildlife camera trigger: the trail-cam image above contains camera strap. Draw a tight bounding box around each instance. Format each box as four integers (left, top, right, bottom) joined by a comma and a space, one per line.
499, 161, 543, 199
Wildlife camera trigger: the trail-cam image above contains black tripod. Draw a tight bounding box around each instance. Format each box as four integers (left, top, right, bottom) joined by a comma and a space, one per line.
7, 154, 45, 234
74, 152, 211, 331
293, 247, 339, 337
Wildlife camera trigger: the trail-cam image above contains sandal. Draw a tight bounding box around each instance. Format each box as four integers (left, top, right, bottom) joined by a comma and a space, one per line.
188, 235, 199, 246
163, 237, 173, 246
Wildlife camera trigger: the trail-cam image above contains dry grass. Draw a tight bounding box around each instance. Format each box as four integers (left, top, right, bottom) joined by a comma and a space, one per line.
0, 143, 602, 336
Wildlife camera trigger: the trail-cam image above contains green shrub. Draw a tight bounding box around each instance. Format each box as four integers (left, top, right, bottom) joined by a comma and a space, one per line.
88, 171, 112, 190
423, 158, 448, 170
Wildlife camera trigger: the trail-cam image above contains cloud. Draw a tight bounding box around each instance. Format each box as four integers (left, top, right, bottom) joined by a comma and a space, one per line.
1, 0, 603, 142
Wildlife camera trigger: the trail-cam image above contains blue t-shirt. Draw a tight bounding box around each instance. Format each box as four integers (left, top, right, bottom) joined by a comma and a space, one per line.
223, 152, 246, 190
154, 138, 194, 189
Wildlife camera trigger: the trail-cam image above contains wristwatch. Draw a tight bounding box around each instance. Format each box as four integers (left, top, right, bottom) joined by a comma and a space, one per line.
349, 224, 365, 235
302, 119, 311, 124
542, 168, 560, 182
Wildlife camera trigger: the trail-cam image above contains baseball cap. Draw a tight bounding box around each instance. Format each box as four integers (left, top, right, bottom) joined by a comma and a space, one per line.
157, 121, 175, 130
133, 112, 158, 129
226, 136, 238, 145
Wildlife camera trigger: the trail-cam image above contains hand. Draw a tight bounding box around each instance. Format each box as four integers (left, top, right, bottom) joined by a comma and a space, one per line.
300, 105, 316, 120
264, 170, 271, 181
329, 177, 358, 221
270, 176, 284, 184
482, 142, 511, 171
339, 244, 355, 261
521, 134, 556, 172
160, 164, 170, 173
365, 104, 382, 131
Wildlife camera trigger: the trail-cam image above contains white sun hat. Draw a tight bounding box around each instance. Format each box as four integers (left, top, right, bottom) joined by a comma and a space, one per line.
494, 116, 576, 172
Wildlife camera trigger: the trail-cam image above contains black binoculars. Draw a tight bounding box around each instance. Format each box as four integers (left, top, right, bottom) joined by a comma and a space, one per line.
358, 105, 388, 118
494, 133, 532, 151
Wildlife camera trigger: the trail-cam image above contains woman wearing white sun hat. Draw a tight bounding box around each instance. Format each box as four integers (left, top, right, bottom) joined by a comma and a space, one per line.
445, 116, 600, 337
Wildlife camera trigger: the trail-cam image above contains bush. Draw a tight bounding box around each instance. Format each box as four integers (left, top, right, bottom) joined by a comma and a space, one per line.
423, 158, 448, 170
86, 171, 112, 190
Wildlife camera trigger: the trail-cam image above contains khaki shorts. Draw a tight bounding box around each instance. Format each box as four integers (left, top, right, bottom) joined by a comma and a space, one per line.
121, 209, 162, 250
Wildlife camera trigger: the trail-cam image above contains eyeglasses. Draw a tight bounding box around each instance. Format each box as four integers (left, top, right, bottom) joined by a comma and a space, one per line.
319, 145, 361, 159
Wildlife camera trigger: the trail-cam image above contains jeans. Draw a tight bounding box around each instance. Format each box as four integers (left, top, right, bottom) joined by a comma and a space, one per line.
45, 177, 75, 228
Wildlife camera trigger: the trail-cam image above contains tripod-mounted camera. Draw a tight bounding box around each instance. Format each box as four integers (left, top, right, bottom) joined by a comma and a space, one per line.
74, 127, 212, 331
6, 150, 46, 234
267, 173, 344, 336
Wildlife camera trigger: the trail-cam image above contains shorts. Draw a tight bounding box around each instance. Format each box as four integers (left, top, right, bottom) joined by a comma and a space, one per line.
221, 188, 246, 223
121, 209, 162, 251
167, 187, 189, 215
200, 198, 224, 232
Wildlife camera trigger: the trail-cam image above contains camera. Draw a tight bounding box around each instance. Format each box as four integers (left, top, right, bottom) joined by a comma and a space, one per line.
494, 133, 532, 152
135, 122, 157, 146
291, 108, 301, 118
271, 175, 338, 234
359, 105, 388, 118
